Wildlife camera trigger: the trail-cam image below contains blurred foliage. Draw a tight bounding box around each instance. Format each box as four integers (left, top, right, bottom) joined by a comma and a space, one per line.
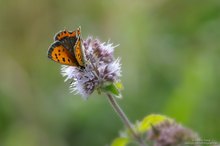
0, 0, 220, 145
111, 114, 170, 146
111, 114, 196, 146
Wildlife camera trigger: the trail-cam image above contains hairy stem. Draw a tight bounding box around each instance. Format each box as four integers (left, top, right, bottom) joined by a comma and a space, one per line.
106, 93, 146, 146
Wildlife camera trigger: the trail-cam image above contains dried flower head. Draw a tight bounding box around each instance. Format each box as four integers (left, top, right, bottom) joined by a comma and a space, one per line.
61, 37, 122, 99
147, 120, 199, 146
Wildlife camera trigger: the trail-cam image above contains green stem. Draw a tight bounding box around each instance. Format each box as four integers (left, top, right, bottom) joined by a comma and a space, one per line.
106, 93, 146, 146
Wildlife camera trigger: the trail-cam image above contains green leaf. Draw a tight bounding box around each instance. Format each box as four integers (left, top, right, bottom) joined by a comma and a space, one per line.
115, 81, 124, 90
102, 83, 122, 98
137, 114, 172, 133
111, 137, 130, 146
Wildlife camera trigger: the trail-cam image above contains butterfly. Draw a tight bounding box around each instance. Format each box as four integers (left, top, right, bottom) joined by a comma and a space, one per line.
47, 27, 86, 68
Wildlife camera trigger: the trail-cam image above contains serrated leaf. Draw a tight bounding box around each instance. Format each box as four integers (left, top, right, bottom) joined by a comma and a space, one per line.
111, 137, 130, 146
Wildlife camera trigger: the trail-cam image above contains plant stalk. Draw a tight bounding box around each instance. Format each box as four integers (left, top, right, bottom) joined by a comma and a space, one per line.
106, 93, 146, 146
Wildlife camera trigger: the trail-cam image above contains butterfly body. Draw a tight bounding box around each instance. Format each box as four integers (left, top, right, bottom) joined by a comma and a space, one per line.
48, 27, 86, 68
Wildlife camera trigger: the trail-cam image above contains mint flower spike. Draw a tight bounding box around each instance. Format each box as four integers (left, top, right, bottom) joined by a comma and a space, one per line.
61, 37, 122, 99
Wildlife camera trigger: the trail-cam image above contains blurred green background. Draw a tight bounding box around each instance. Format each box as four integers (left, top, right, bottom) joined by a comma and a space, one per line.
0, 0, 220, 145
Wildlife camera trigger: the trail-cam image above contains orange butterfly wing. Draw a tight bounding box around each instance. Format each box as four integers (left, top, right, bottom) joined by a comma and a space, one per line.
48, 41, 79, 66
74, 36, 86, 67
54, 27, 81, 41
